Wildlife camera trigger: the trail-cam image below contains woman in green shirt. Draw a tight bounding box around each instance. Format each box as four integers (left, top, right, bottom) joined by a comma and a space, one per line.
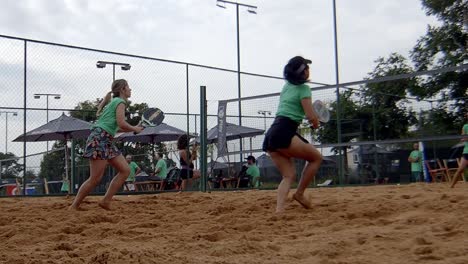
70, 79, 143, 210
450, 112, 468, 188
262, 56, 322, 213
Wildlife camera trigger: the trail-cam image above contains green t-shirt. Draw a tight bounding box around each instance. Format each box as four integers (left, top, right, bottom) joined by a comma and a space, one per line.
463, 124, 468, 154
155, 159, 168, 179
126, 161, 139, 182
94, 97, 126, 137
276, 82, 312, 123
246, 165, 260, 178
409, 150, 422, 172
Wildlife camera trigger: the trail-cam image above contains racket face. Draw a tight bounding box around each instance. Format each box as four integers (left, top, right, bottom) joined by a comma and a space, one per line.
313, 100, 330, 123
142, 108, 164, 127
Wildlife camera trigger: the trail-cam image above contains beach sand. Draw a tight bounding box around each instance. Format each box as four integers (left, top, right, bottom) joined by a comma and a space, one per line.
0, 183, 466, 264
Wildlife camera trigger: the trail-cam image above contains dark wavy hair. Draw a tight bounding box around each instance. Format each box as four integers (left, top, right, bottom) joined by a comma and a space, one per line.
177, 134, 189, 150
283, 56, 311, 85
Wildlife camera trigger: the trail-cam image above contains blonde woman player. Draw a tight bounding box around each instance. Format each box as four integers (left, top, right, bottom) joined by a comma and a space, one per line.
450, 112, 468, 188
70, 79, 143, 210
262, 56, 322, 213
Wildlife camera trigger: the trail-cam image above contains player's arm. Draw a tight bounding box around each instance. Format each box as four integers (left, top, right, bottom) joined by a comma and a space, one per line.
461, 127, 467, 142
301, 97, 319, 129
116, 104, 142, 133
154, 163, 161, 174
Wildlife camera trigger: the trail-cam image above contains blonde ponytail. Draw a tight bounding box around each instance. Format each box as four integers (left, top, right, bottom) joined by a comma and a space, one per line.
96, 79, 128, 117
96, 91, 112, 117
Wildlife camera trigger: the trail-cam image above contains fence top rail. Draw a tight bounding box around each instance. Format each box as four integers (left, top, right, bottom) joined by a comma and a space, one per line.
224, 63, 468, 103
0, 34, 288, 79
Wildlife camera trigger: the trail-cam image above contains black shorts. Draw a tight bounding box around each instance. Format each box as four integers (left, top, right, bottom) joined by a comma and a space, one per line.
262, 116, 308, 152
180, 169, 194, 180
463, 153, 468, 160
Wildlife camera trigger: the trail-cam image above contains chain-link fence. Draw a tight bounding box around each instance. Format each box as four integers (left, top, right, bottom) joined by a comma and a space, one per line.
0, 34, 466, 196
203, 63, 467, 190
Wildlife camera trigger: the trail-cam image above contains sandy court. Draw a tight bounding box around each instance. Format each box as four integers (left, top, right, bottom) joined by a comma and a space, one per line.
0, 183, 466, 264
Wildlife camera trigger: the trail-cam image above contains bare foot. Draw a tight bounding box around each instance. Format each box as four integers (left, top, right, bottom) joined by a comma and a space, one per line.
98, 201, 112, 210
292, 193, 312, 209
68, 205, 84, 211
275, 208, 286, 214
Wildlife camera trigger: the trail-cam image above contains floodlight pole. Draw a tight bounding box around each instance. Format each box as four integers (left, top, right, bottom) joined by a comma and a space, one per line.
0, 111, 18, 153
332, 0, 344, 185
96, 61, 131, 82
216, 0, 257, 161
257, 110, 271, 131
33, 93, 61, 152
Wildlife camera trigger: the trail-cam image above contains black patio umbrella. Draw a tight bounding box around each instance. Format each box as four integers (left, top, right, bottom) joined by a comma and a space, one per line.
205, 122, 264, 144
13, 113, 93, 193
116, 123, 186, 143
13, 113, 92, 142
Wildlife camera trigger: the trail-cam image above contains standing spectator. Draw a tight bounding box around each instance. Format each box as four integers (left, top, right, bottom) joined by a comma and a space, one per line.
408, 143, 423, 182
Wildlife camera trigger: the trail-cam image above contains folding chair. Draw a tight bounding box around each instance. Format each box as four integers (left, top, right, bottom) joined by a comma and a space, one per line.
440, 159, 459, 183
425, 159, 448, 182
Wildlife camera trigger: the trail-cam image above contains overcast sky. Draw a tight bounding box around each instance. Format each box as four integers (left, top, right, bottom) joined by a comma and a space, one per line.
0, 0, 439, 161
0, 0, 437, 84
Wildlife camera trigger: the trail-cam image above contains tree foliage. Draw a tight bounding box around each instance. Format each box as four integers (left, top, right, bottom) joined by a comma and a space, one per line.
360, 53, 419, 140
410, 0, 467, 119
38, 141, 66, 181
0, 152, 22, 179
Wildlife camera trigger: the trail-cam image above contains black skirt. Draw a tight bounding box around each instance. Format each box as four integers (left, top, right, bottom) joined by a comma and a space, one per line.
262, 116, 309, 152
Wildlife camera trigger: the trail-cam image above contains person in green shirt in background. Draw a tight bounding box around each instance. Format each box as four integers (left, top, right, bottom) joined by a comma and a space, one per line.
245, 155, 261, 188
125, 155, 141, 183
408, 143, 423, 182
154, 153, 167, 180
450, 112, 468, 188
153, 152, 168, 190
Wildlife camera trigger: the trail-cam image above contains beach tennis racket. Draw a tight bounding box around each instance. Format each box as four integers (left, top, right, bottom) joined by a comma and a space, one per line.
313, 100, 330, 123
134, 107, 165, 134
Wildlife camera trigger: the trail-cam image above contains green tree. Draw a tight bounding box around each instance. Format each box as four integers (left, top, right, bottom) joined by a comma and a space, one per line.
70, 99, 100, 122
0, 152, 22, 179
410, 0, 467, 121
316, 89, 363, 144
360, 53, 418, 140
127, 102, 149, 126
38, 141, 67, 181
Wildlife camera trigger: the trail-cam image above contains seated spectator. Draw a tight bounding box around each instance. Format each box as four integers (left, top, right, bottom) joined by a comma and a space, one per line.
237, 165, 250, 188
209, 170, 224, 189
245, 155, 261, 188
150, 152, 168, 190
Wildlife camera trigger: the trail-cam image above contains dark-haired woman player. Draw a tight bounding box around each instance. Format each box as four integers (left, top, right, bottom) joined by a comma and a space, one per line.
262, 56, 323, 213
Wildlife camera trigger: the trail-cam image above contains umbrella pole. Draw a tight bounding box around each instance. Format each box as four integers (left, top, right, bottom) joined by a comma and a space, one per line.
65, 141, 70, 194
152, 142, 155, 170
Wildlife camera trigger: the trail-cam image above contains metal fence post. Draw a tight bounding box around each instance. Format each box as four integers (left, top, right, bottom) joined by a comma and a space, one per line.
200, 86, 207, 192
